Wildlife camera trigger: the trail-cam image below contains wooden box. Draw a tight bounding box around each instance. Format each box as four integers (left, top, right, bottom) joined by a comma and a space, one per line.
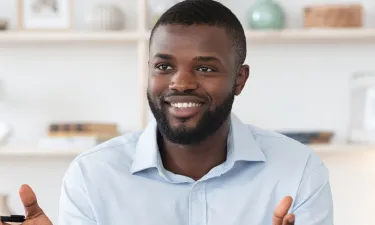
304, 4, 363, 28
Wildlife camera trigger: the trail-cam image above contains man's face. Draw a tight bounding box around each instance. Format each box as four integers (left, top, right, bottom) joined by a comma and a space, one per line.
147, 24, 248, 145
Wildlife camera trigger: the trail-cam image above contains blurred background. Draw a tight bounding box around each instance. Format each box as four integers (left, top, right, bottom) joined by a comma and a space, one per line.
0, 0, 375, 224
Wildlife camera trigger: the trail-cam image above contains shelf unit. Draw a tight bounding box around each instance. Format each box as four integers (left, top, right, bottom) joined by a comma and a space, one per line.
0, 144, 374, 157
1, 0, 374, 156
0, 149, 82, 157
0, 31, 147, 43
311, 144, 375, 153
245, 28, 375, 42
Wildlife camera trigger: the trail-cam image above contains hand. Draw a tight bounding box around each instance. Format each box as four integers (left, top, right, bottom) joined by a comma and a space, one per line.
1, 184, 53, 225
273, 196, 295, 225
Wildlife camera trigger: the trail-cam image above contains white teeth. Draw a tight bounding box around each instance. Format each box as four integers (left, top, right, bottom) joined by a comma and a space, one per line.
171, 102, 201, 108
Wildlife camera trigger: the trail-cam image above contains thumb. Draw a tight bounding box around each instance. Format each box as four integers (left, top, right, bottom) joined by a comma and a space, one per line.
19, 184, 44, 218
273, 196, 293, 224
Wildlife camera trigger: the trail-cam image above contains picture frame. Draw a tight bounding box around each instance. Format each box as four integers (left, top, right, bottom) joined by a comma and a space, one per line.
17, 0, 74, 31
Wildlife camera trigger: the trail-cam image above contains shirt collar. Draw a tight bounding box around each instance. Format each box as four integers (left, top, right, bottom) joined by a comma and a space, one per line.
227, 113, 266, 163
130, 113, 266, 174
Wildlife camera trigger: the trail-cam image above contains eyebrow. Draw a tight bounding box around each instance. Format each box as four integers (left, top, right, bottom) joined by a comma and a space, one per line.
193, 56, 221, 62
153, 54, 222, 64
154, 53, 174, 60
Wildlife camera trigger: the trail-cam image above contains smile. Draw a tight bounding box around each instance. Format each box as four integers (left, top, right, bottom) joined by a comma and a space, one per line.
170, 102, 202, 109
167, 101, 204, 118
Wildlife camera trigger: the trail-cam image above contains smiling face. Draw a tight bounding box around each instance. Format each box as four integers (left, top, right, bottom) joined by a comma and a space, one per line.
147, 24, 249, 145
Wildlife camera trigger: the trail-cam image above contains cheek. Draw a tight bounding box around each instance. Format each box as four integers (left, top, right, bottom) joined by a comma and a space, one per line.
148, 75, 170, 97
200, 79, 233, 105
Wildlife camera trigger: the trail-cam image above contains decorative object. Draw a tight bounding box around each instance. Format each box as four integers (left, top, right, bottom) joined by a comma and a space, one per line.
304, 4, 363, 28
279, 131, 333, 144
0, 194, 11, 216
17, 0, 73, 30
38, 122, 120, 150
85, 4, 125, 31
246, 0, 285, 30
0, 19, 8, 30
148, 0, 179, 28
349, 72, 375, 144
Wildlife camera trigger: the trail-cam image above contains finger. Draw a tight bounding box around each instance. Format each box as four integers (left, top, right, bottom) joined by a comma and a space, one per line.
282, 214, 295, 225
1, 222, 11, 225
19, 184, 44, 218
273, 196, 293, 225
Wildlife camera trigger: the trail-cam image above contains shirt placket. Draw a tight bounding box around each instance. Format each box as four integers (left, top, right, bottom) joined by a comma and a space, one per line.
189, 182, 207, 225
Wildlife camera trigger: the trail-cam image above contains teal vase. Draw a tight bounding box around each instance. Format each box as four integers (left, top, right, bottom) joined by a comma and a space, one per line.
247, 0, 285, 30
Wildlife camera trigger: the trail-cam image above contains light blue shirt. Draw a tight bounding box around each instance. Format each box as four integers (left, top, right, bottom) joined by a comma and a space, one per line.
58, 113, 333, 225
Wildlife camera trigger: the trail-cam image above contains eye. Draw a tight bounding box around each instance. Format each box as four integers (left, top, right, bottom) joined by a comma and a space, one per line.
197, 66, 215, 72
156, 64, 173, 71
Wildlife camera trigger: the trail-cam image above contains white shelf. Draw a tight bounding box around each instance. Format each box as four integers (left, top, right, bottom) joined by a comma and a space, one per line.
145, 28, 375, 43
0, 144, 373, 158
0, 31, 148, 43
1, 29, 375, 44
0, 149, 83, 157
151, 28, 375, 43
310, 144, 375, 153
245, 28, 375, 42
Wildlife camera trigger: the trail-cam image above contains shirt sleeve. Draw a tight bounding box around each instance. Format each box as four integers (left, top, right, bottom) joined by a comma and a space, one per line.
292, 162, 334, 225
57, 160, 97, 225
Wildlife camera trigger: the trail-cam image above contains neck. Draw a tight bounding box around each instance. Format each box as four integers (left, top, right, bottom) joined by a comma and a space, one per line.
158, 118, 231, 180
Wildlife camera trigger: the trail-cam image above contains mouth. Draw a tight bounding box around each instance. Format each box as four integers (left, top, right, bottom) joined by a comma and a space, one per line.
164, 99, 206, 119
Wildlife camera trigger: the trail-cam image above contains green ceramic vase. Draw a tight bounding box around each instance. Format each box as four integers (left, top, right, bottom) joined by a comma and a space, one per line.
247, 0, 285, 30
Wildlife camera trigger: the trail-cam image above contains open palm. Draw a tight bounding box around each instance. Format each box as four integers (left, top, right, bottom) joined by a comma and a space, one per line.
1, 184, 53, 225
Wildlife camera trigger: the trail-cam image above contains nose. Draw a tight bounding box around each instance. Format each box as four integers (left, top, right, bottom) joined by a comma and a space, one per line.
169, 71, 198, 92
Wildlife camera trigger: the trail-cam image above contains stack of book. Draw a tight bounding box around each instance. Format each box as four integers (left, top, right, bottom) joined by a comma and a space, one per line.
38, 123, 120, 151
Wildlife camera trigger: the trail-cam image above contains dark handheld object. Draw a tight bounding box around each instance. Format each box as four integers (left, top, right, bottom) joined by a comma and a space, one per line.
1, 215, 25, 223
280, 131, 333, 144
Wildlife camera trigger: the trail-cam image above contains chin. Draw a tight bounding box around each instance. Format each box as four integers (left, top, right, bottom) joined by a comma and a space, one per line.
167, 114, 201, 128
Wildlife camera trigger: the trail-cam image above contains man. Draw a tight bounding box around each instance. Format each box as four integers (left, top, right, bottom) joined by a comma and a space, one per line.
2, 1, 333, 225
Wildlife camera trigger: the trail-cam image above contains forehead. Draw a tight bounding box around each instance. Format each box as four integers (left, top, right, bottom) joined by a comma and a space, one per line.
149, 25, 235, 63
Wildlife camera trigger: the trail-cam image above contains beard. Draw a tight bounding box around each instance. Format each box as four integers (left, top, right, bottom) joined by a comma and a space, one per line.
147, 88, 235, 146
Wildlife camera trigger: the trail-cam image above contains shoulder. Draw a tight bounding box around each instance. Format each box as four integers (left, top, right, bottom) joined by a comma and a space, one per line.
64, 131, 143, 175
247, 124, 326, 175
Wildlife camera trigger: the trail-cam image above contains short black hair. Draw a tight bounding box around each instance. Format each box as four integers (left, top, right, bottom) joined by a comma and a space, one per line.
149, 0, 247, 66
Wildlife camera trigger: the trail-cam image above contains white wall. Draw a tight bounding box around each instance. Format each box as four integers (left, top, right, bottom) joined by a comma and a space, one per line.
0, 0, 375, 224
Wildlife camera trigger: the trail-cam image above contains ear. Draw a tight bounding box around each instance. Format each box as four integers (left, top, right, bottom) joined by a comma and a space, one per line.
234, 65, 249, 96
